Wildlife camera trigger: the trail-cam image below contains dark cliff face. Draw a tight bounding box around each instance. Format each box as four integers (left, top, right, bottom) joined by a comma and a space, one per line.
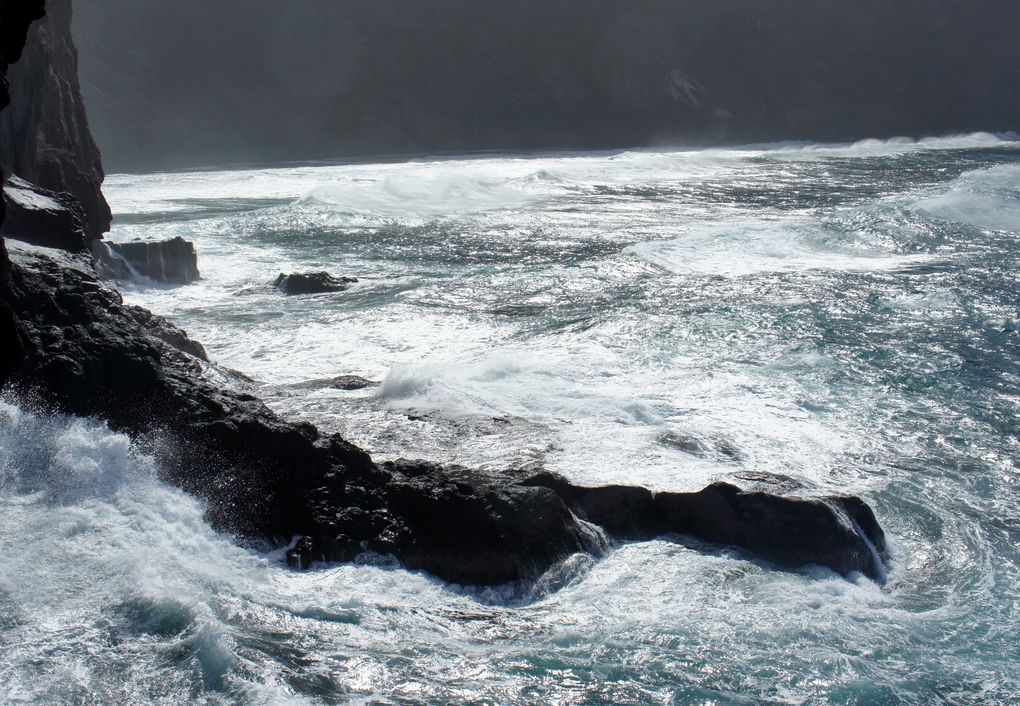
0, 0, 46, 233
73, 0, 1020, 172
0, 0, 110, 242
0, 0, 46, 112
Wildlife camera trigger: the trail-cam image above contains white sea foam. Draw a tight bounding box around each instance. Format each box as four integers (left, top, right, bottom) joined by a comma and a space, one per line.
299, 171, 542, 218
914, 163, 1020, 232
625, 218, 932, 276
0, 399, 947, 704
75, 138, 1020, 702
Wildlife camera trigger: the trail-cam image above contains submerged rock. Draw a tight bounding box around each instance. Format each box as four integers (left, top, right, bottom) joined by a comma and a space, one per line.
328, 375, 379, 390
274, 271, 356, 295
95, 236, 200, 284
283, 375, 379, 392
0, 243, 889, 585
0, 175, 87, 251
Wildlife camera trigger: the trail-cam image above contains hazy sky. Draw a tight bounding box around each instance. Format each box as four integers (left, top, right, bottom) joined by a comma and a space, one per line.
71, 0, 1020, 170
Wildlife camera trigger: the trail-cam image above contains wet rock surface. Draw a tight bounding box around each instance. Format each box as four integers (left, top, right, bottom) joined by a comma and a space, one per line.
0, 242, 889, 585
274, 271, 357, 295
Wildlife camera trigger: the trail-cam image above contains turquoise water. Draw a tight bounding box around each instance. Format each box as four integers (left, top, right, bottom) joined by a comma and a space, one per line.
2, 135, 1019, 703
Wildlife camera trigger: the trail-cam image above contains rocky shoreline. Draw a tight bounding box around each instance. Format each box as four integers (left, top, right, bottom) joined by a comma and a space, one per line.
1, 0, 888, 589
0, 239, 888, 584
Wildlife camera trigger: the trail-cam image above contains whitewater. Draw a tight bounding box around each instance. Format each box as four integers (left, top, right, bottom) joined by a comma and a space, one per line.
2, 134, 1019, 703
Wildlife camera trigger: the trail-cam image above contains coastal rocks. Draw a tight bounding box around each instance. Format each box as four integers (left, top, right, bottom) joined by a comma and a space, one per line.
274, 271, 356, 295
95, 237, 200, 284
291, 459, 602, 585
524, 473, 887, 579
125, 304, 208, 361
1, 175, 87, 251
0, 244, 889, 586
0, 0, 111, 243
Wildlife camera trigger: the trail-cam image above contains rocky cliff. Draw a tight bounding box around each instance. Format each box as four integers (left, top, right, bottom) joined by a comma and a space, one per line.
0, 0, 110, 242
0, 0, 46, 233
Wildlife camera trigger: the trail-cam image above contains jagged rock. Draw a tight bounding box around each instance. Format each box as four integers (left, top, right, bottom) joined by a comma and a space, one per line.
1, 175, 87, 251
0, 0, 111, 243
274, 271, 356, 295
125, 304, 208, 361
96, 237, 200, 284
0, 243, 889, 585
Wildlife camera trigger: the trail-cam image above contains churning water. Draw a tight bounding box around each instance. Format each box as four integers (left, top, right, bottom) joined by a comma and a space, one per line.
2, 135, 1019, 703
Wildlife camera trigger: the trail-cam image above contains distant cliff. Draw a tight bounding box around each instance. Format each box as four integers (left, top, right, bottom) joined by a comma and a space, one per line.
73, 0, 1020, 172
1, 0, 110, 241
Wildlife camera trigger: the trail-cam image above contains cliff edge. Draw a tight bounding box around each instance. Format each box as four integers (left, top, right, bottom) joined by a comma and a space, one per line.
0, 0, 110, 243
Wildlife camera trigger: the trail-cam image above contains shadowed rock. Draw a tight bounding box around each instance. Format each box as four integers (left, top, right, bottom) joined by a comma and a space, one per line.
274, 271, 356, 295
95, 236, 200, 284
1, 243, 889, 586
525, 473, 886, 578
1, 175, 87, 251
0, 0, 110, 243
0, 0, 47, 238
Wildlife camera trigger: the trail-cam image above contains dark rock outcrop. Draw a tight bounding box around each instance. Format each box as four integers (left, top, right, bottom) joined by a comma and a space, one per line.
0, 0, 46, 113
124, 303, 208, 361
0, 0, 110, 243
94, 237, 200, 284
0, 0, 47, 235
525, 473, 886, 578
274, 271, 356, 295
1, 175, 87, 251
0, 242, 888, 584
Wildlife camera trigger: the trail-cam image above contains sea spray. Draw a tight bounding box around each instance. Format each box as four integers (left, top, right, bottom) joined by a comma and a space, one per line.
9, 138, 1018, 702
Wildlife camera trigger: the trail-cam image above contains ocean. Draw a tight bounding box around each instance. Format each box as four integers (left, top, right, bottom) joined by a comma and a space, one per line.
2, 134, 1019, 703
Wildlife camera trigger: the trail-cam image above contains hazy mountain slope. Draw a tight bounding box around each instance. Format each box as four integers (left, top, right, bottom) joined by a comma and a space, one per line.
73, 0, 1020, 171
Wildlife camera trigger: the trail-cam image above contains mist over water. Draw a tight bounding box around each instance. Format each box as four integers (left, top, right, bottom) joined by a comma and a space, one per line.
4, 137, 1020, 703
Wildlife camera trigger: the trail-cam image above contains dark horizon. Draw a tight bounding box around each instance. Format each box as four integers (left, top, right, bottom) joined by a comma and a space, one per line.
69, 0, 1020, 172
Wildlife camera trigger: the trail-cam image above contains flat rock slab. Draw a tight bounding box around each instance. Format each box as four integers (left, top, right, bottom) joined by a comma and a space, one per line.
97, 236, 200, 284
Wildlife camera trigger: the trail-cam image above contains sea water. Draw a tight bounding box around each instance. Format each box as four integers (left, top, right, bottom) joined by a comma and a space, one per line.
2, 135, 1019, 703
